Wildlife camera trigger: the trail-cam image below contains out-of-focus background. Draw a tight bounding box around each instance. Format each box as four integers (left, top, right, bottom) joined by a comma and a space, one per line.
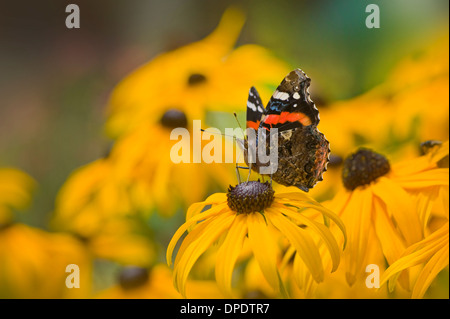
1, 0, 448, 227
0, 0, 448, 297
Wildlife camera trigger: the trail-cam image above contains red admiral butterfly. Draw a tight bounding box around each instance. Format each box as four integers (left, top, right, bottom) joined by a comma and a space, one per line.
240, 69, 330, 192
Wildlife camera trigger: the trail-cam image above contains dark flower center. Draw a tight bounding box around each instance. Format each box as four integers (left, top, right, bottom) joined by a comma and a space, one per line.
227, 181, 275, 214
187, 73, 207, 86
160, 109, 188, 129
118, 266, 150, 290
342, 148, 390, 191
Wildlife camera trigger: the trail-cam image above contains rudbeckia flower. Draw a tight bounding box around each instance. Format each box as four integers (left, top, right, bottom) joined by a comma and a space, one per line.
105, 7, 289, 138
326, 145, 448, 288
166, 180, 346, 298
380, 221, 449, 299
377, 141, 449, 298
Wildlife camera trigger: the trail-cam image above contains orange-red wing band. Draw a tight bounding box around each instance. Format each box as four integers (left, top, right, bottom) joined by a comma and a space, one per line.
264, 112, 312, 127
246, 120, 260, 130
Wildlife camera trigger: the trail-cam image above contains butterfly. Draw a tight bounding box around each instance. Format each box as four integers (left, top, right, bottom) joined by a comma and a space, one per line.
240, 68, 330, 192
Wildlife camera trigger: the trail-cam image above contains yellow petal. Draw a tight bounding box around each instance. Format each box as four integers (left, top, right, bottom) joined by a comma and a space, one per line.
186, 202, 210, 223
0, 168, 35, 210
266, 209, 324, 283
292, 252, 316, 298
275, 191, 318, 204
203, 192, 228, 205
392, 168, 449, 189
246, 212, 283, 293
202, 7, 245, 56
299, 201, 347, 249
166, 203, 227, 266
372, 196, 409, 290
173, 211, 235, 297
271, 203, 341, 273
411, 242, 449, 298
380, 222, 449, 291
215, 213, 248, 297
372, 177, 423, 245
342, 187, 373, 286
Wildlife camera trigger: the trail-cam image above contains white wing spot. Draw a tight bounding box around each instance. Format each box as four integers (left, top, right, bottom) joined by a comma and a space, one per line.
273, 90, 289, 101
247, 101, 256, 112
293, 92, 300, 100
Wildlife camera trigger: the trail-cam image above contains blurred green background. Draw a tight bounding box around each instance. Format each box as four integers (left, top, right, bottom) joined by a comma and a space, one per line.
0, 0, 448, 228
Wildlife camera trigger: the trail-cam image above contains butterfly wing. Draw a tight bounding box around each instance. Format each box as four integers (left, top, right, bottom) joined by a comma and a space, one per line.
246, 86, 265, 131
261, 69, 319, 132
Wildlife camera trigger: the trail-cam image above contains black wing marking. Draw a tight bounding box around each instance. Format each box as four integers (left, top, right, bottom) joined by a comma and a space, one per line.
246, 86, 265, 129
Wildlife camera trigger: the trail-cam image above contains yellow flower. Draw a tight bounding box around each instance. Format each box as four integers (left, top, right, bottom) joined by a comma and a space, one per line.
380, 221, 449, 299
377, 141, 449, 298
0, 224, 91, 298
51, 211, 156, 268
52, 162, 156, 267
389, 140, 449, 229
326, 145, 448, 289
52, 158, 132, 237
95, 264, 224, 299
166, 181, 346, 298
105, 7, 289, 138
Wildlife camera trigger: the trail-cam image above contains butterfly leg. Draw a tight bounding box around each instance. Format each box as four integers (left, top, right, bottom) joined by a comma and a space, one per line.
235, 164, 250, 184
246, 162, 252, 182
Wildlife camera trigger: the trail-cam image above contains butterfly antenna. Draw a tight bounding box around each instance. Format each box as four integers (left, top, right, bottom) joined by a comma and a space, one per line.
233, 112, 247, 142
200, 128, 236, 140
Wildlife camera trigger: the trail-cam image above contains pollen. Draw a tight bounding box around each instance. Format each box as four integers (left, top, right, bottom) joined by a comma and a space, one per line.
342, 148, 390, 191
227, 181, 275, 214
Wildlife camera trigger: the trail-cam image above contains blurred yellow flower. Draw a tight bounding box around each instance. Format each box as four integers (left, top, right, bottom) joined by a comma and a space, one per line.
0, 224, 92, 298
166, 181, 346, 298
57, 7, 292, 219
0, 167, 35, 225
52, 162, 156, 267
95, 264, 224, 299
0, 169, 92, 298
106, 7, 289, 138
319, 34, 449, 159
52, 158, 132, 237
51, 211, 156, 268
107, 123, 236, 217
